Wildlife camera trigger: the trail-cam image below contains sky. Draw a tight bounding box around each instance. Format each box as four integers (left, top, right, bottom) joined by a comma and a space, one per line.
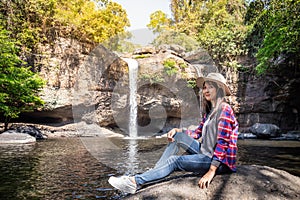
112, 0, 172, 30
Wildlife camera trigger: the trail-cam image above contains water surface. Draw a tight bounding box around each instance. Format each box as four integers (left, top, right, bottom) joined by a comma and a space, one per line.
0, 137, 299, 199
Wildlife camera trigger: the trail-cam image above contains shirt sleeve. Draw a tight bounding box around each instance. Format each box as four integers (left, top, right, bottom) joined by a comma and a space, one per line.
212, 104, 237, 164
184, 115, 206, 139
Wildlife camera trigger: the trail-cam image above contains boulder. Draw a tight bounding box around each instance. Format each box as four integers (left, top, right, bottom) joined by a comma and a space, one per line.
0, 131, 36, 144
16, 125, 46, 140
125, 165, 300, 200
249, 123, 281, 138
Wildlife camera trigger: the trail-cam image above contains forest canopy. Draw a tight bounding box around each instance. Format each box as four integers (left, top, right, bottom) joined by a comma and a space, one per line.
148, 0, 299, 74
0, 0, 298, 74
0, 0, 130, 48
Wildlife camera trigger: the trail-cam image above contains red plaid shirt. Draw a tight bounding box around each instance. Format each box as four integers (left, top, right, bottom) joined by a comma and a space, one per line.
185, 103, 239, 172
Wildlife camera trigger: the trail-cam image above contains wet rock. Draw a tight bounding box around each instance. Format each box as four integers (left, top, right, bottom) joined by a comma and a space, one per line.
281, 131, 300, 140
15, 125, 46, 140
238, 132, 257, 139
250, 123, 281, 139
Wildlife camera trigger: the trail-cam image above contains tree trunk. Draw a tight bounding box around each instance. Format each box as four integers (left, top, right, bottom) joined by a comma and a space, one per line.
4, 116, 10, 132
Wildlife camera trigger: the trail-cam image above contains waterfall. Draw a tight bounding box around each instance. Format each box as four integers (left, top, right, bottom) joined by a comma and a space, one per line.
122, 58, 139, 173
122, 58, 138, 138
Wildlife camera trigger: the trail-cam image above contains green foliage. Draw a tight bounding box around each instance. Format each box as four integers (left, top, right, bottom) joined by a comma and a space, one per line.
0, 0, 56, 51
163, 58, 178, 76
54, 0, 130, 43
150, 0, 249, 69
152, 31, 200, 52
0, 28, 45, 130
179, 61, 187, 69
187, 79, 196, 88
253, 0, 300, 74
102, 31, 137, 52
197, 0, 248, 68
147, 10, 171, 33
139, 73, 164, 85
0, 0, 130, 48
170, 0, 206, 35
133, 54, 152, 59
199, 24, 248, 67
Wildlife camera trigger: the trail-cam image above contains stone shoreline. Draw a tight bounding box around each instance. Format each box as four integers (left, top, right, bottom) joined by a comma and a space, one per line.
1, 122, 300, 144
0, 122, 125, 144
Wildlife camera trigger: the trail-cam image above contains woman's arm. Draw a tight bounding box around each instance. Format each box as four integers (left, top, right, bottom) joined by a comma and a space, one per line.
167, 128, 182, 142
198, 104, 238, 189
185, 115, 206, 139
213, 103, 238, 171
198, 165, 218, 189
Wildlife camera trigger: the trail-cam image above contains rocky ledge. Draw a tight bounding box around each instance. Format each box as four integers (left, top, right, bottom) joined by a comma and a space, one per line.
0, 122, 124, 144
125, 165, 300, 200
0, 132, 36, 144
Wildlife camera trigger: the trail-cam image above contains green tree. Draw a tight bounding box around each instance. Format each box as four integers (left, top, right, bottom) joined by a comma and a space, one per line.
0, 28, 45, 131
0, 0, 130, 46
147, 10, 171, 33
0, 0, 56, 50
102, 30, 139, 52
54, 0, 130, 44
152, 30, 199, 52
197, 0, 248, 69
253, 0, 300, 74
170, 0, 206, 35
149, 0, 248, 69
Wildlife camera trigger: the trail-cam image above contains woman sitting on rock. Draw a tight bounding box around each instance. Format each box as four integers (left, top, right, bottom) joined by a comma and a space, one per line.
108, 72, 239, 194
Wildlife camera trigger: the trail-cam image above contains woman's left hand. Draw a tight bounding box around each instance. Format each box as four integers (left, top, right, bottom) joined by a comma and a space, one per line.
198, 167, 217, 189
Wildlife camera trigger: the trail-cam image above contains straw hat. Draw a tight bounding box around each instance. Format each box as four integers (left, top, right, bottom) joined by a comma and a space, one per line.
196, 73, 231, 96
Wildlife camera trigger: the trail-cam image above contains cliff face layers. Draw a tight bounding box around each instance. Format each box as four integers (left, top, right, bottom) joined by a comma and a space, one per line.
22, 38, 299, 132
21, 38, 128, 128
236, 71, 300, 131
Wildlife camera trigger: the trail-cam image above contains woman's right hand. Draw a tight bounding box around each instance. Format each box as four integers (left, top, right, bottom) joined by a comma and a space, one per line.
167, 128, 181, 142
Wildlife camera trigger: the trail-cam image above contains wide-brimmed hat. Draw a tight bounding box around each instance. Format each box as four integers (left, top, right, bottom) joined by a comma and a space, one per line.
196, 72, 231, 96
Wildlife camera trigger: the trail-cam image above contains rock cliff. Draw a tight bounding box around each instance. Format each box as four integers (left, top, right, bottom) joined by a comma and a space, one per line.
236, 69, 300, 132
19, 38, 300, 133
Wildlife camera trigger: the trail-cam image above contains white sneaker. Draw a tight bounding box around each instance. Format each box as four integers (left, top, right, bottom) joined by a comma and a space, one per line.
108, 175, 137, 194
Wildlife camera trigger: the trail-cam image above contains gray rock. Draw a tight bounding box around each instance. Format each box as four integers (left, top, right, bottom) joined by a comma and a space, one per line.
238, 132, 257, 139
16, 125, 46, 140
125, 165, 300, 200
281, 131, 300, 140
0, 131, 36, 144
249, 123, 281, 138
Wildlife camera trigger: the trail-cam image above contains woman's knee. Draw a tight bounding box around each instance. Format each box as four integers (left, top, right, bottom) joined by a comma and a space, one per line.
166, 155, 179, 165
174, 132, 197, 151
173, 131, 185, 141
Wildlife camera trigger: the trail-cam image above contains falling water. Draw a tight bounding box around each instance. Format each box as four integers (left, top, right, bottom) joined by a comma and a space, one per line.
122, 58, 139, 174
122, 58, 138, 138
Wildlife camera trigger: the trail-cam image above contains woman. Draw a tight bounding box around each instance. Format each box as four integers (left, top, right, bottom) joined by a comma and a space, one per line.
108, 72, 239, 194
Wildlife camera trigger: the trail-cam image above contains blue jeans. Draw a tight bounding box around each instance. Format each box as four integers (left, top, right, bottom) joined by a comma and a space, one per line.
134, 132, 230, 187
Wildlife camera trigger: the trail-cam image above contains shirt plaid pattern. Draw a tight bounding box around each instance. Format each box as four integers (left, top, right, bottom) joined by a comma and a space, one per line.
185, 103, 239, 172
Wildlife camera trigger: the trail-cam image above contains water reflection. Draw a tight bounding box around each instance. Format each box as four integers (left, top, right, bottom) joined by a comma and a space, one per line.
237, 139, 300, 176
126, 139, 138, 174
0, 137, 299, 199
80, 136, 165, 175
0, 138, 118, 199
